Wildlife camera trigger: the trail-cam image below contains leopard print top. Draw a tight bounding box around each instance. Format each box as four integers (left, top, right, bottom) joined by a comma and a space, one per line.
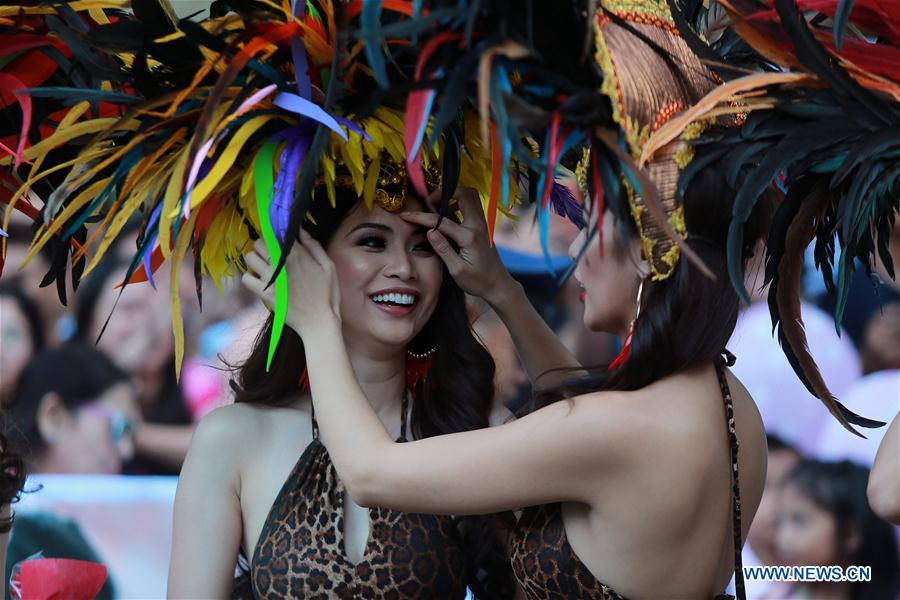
233, 398, 468, 599
509, 355, 745, 600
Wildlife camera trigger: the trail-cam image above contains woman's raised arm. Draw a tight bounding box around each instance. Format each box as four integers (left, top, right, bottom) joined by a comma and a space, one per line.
242, 233, 635, 517
868, 411, 900, 525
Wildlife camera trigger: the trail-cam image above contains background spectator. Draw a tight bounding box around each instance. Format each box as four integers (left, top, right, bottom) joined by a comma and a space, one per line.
74, 257, 194, 474
1, 218, 70, 346
0, 286, 44, 407
775, 460, 899, 600
747, 435, 803, 568
3, 344, 134, 600
7, 343, 135, 475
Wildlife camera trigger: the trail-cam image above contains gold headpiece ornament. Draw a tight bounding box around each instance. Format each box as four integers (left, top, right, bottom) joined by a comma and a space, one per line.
317, 154, 442, 213
592, 0, 725, 280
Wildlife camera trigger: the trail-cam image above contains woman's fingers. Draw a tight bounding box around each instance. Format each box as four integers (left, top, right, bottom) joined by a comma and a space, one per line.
400, 211, 473, 247
453, 189, 487, 233
426, 229, 466, 275
244, 250, 273, 279
241, 271, 275, 306
299, 230, 333, 270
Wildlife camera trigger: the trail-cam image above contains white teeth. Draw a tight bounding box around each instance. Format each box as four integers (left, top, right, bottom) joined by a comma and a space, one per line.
371, 293, 415, 306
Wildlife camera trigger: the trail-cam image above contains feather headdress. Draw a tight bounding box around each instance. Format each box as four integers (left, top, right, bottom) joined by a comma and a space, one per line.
643, 0, 898, 434
359, 0, 893, 436
0, 0, 529, 371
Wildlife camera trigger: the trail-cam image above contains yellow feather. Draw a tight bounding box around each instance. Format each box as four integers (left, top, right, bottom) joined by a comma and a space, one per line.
363, 154, 380, 210
159, 152, 189, 258
170, 208, 199, 379
187, 114, 276, 213
82, 174, 167, 276
23, 177, 112, 267
0, 118, 133, 166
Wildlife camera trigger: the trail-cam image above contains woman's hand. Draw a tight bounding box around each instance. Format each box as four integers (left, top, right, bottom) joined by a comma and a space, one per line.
401, 188, 519, 307
242, 231, 341, 337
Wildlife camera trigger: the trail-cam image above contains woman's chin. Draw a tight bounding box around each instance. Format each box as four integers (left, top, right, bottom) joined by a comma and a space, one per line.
582, 308, 603, 332
354, 325, 420, 352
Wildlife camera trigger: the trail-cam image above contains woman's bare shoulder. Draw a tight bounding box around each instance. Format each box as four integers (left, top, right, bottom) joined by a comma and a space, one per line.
190, 400, 312, 461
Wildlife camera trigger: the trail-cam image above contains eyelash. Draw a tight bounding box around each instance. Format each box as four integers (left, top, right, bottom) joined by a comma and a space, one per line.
356, 236, 434, 254
358, 236, 386, 249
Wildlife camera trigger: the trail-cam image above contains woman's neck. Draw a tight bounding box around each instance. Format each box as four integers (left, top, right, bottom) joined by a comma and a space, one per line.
343, 341, 407, 425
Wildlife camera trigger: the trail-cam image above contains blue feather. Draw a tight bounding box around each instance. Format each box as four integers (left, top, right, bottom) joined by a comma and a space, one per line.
833, 0, 856, 49
362, 0, 389, 89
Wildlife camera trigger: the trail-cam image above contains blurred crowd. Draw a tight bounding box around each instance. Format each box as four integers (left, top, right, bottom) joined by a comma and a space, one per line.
1, 203, 898, 598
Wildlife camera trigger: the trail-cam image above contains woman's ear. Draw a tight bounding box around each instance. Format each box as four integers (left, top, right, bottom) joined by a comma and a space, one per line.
36, 392, 69, 445
622, 230, 651, 280
632, 243, 651, 281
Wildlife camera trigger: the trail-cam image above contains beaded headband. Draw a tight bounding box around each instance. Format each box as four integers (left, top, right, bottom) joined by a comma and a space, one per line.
317, 155, 442, 213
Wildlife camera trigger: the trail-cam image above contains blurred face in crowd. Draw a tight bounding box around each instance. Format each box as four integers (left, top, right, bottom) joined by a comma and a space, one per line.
3, 239, 60, 331
569, 204, 647, 336
0, 297, 35, 403
861, 302, 900, 374
775, 482, 842, 566
35, 383, 136, 474
90, 266, 174, 376
747, 446, 801, 565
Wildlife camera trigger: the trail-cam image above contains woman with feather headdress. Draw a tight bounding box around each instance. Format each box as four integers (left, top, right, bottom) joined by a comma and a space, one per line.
0, 1, 553, 597
243, 0, 897, 598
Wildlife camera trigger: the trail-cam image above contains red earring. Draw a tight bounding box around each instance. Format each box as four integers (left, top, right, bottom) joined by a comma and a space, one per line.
299, 367, 310, 392
608, 279, 644, 372
406, 347, 436, 390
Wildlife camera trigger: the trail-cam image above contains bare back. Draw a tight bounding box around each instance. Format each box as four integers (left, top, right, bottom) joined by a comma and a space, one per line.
558, 364, 766, 598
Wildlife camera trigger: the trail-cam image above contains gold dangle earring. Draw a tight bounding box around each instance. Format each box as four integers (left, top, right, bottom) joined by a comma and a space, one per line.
608, 278, 644, 371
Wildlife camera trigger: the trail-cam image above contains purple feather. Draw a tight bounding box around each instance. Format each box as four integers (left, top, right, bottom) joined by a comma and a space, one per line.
271, 135, 309, 242
334, 116, 370, 141
550, 181, 584, 229
143, 202, 163, 289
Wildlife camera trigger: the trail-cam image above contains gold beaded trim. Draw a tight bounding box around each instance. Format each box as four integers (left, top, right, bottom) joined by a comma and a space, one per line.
316, 156, 442, 213
407, 347, 436, 360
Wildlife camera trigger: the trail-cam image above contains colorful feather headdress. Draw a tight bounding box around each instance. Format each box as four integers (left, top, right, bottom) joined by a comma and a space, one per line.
359, 0, 895, 436
0, 0, 540, 372
643, 0, 898, 434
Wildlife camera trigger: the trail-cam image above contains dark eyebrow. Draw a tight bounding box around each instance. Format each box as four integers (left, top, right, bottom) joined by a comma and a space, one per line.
348, 222, 391, 236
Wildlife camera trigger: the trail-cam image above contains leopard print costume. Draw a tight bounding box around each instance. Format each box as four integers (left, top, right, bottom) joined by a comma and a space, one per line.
233, 399, 468, 599
509, 355, 744, 600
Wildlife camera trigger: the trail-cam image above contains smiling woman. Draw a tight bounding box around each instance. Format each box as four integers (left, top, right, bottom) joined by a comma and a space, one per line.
169, 177, 517, 599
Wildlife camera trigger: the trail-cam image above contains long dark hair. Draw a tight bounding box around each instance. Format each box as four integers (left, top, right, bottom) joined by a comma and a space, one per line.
230, 185, 515, 597
786, 459, 899, 600
535, 159, 773, 404
0, 433, 24, 533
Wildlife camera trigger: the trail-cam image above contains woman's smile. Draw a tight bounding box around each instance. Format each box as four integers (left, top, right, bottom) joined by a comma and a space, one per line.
368, 287, 420, 317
